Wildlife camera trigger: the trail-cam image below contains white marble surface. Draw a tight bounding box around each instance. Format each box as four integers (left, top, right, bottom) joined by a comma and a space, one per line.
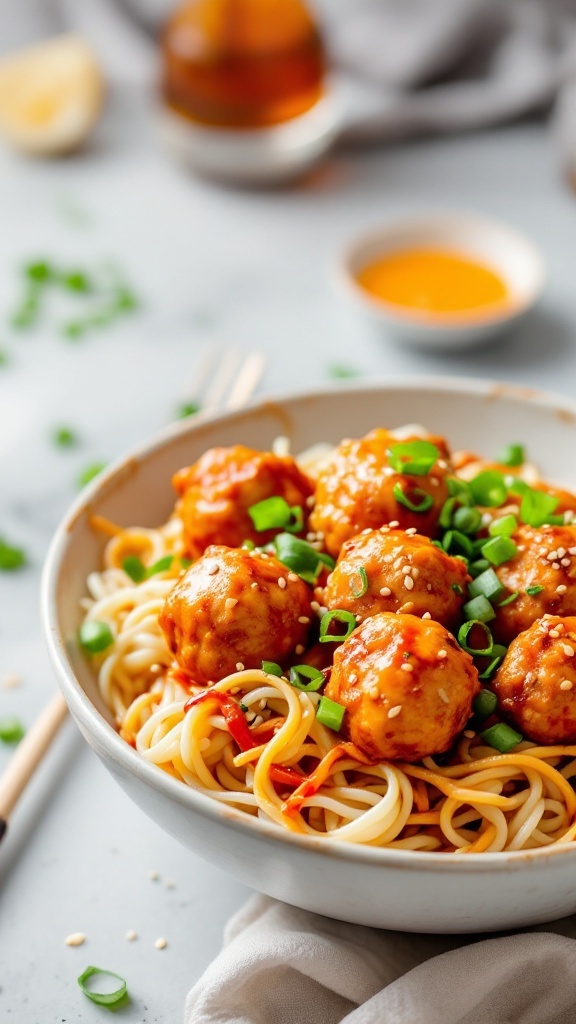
2, 87, 576, 1023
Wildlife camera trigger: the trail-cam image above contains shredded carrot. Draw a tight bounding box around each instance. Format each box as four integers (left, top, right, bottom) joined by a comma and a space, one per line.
282, 742, 374, 815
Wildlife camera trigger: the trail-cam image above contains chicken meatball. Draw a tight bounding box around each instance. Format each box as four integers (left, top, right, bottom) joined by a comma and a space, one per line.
322, 527, 468, 627
493, 615, 576, 744
173, 445, 313, 558
325, 612, 480, 761
492, 525, 576, 644
309, 429, 450, 557
159, 546, 312, 685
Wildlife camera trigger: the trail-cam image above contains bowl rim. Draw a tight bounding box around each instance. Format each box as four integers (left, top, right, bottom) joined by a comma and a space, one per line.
41, 374, 576, 874
336, 212, 546, 330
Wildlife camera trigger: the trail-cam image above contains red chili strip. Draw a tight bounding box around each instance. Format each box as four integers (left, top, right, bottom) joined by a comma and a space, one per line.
269, 764, 305, 788
184, 689, 256, 752
282, 742, 375, 816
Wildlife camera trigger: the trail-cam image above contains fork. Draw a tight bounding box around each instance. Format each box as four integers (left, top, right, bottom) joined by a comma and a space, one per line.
0, 347, 266, 841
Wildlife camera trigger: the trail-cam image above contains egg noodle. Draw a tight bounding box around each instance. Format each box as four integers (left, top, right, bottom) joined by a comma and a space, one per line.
82, 517, 576, 855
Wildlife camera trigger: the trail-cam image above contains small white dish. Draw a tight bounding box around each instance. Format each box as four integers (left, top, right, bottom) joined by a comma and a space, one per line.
337, 214, 546, 350
158, 93, 340, 185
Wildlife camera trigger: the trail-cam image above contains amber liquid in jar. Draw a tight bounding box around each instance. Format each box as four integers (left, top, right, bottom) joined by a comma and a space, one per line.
161, 0, 325, 130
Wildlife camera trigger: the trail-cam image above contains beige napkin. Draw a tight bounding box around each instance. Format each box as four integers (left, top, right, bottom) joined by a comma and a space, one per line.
185, 894, 576, 1024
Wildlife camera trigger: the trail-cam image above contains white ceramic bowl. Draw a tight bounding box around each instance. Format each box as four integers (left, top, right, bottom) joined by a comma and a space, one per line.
42, 378, 576, 934
338, 215, 545, 350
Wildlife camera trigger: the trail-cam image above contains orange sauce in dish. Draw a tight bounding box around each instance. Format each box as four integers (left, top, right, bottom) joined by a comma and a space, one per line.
356, 249, 510, 318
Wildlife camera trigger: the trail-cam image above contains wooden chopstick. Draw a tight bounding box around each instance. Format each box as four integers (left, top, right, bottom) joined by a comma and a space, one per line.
0, 350, 265, 841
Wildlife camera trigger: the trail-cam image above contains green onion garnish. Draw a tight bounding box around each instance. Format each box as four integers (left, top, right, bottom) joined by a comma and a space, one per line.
77, 966, 128, 1008
180, 557, 193, 569
387, 440, 440, 476
350, 567, 368, 598
274, 533, 334, 584
497, 444, 525, 468
469, 558, 490, 578
79, 621, 114, 653
498, 591, 519, 607
479, 644, 507, 680
480, 723, 523, 753
447, 478, 472, 500
289, 665, 325, 692
122, 556, 146, 582
439, 497, 458, 530
25, 260, 53, 284
0, 717, 25, 743
319, 609, 357, 643
452, 583, 464, 595
146, 555, 173, 577
468, 568, 504, 602
0, 538, 26, 571
469, 470, 507, 508
472, 690, 498, 720
488, 514, 517, 537
481, 535, 518, 566
526, 584, 544, 596
77, 462, 107, 488
316, 695, 345, 731
53, 426, 78, 448
452, 506, 482, 534
178, 401, 201, 419
248, 497, 303, 535
462, 595, 496, 624
442, 529, 473, 559
458, 619, 494, 655
393, 483, 434, 513
327, 363, 360, 379
519, 489, 559, 528
262, 660, 283, 676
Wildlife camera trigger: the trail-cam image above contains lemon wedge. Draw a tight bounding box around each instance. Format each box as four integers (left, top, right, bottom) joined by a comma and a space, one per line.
0, 35, 104, 156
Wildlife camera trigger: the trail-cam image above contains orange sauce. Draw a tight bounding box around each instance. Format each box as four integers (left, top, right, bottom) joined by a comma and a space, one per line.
356, 249, 510, 318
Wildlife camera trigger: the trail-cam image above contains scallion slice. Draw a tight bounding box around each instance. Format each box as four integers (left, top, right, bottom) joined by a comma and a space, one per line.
262, 661, 283, 677
78, 462, 106, 489
519, 489, 559, 528
442, 529, 473, 558
462, 595, 496, 624
472, 690, 498, 719
497, 443, 525, 468
393, 483, 434, 513
469, 558, 490, 578
274, 533, 334, 583
350, 567, 368, 598
469, 470, 507, 508
122, 555, 146, 582
316, 695, 345, 731
526, 584, 544, 596
481, 535, 518, 566
488, 514, 517, 538
480, 723, 523, 753
79, 621, 114, 653
452, 506, 482, 535
289, 665, 325, 692
146, 555, 173, 577
387, 440, 440, 476
53, 426, 78, 448
447, 478, 472, 500
479, 644, 507, 680
77, 966, 128, 1008
249, 496, 303, 533
468, 568, 504, 602
319, 609, 357, 643
0, 539, 26, 571
458, 619, 494, 655
0, 717, 25, 743
498, 591, 519, 607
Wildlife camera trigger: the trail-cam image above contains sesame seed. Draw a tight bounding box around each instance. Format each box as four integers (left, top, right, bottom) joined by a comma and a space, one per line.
558, 548, 567, 558
225, 598, 238, 610
355, 614, 362, 622
251, 582, 258, 589
438, 688, 450, 704
288, 572, 299, 583
398, 602, 415, 613
557, 585, 568, 594
556, 623, 566, 633
155, 938, 168, 950
311, 600, 321, 613
165, 880, 176, 889
278, 577, 287, 589
400, 663, 413, 673
561, 680, 574, 691
393, 557, 403, 569
379, 586, 391, 596
65, 933, 86, 947
298, 616, 310, 624
306, 495, 315, 507
205, 560, 220, 575
411, 567, 419, 578
437, 459, 448, 470
349, 673, 358, 683
422, 611, 431, 620
552, 562, 560, 570
389, 520, 400, 528
295, 644, 305, 655
370, 686, 379, 700
259, 699, 267, 709
427, 584, 432, 592
437, 650, 447, 660
547, 551, 558, 561
148, 870, 159, 881
1, 673, 22, 689
402, 565, 412, 575
569, 547, 576, 555
306, 532, 316, 541
549, 630, 560, 638
562, 558, 571, 567
236, 662, 245, 671
126, 930, 137, 941
463, 730, 475, 739
405, 527, 417, 536
563, 644, 575, 657
388, 705, 402, 718
404, 576, 414, 591
380, 525, 390, 533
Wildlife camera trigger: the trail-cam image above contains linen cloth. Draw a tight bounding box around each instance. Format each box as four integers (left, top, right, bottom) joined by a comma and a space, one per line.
186, 893, 576, 1024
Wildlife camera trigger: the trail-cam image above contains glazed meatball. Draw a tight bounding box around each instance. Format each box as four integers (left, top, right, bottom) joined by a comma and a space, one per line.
309, 429, 450, 557
322, 528, 468, 628
325, 612, 480, 761
159, 546, 312, 685
493, 615, 576, 744
492, 525, 576, 645
173, 445, 313, 558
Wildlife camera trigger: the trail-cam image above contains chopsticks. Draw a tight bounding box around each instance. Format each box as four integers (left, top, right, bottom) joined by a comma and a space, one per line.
0, 348, 266, 842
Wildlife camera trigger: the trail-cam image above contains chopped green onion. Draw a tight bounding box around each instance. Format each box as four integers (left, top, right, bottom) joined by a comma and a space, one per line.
452, 583, 464, 595
327, 363, 360, 379
350, 567, 368, 598
452, 506, 482, 534
180, 557, 193, 569
77, 966, 128, 1008
387, 440, 440, 476
11, 287, 41, 330
274, 533, 334, 583
469, 558, 490, 578
468, 568, 505, 602
479, 644, 507, 680
393, 483, 434, 513
0, 539, 26, 571
250, 497, 301, 534
62, 320, 86, 340
79, 620, 114, 653
289, 665, 325, 692
262, 660, 283, 677
0, 717, 25, 743
458, 619, 494, 655
497, 444, 525, 468
519, 489, 559, 528
316, 695, 345, 731
178, 401, 201, 419
239, 702, 249, 712
319, 609, 357, 643
526, 584, 544, 596
447, 478, 472, 500
480, 723, 523, 753
61, 270, 91, 292
469, 470, 507, 508
241, 540, 255, 551
146, 555, 173, 577
439, 497, 458, 530
442, 529, 473, 558
508, 477, 530, 496
122, 556, 146, 582
462, 595, 496, 624
481, 535, 518, 566
498, 591, 519, 607
78, 462, 106, 488
488, 514, 517, 537
472, 690, 498, 720
25, 260, 53, 284
53, 426, 78, 448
